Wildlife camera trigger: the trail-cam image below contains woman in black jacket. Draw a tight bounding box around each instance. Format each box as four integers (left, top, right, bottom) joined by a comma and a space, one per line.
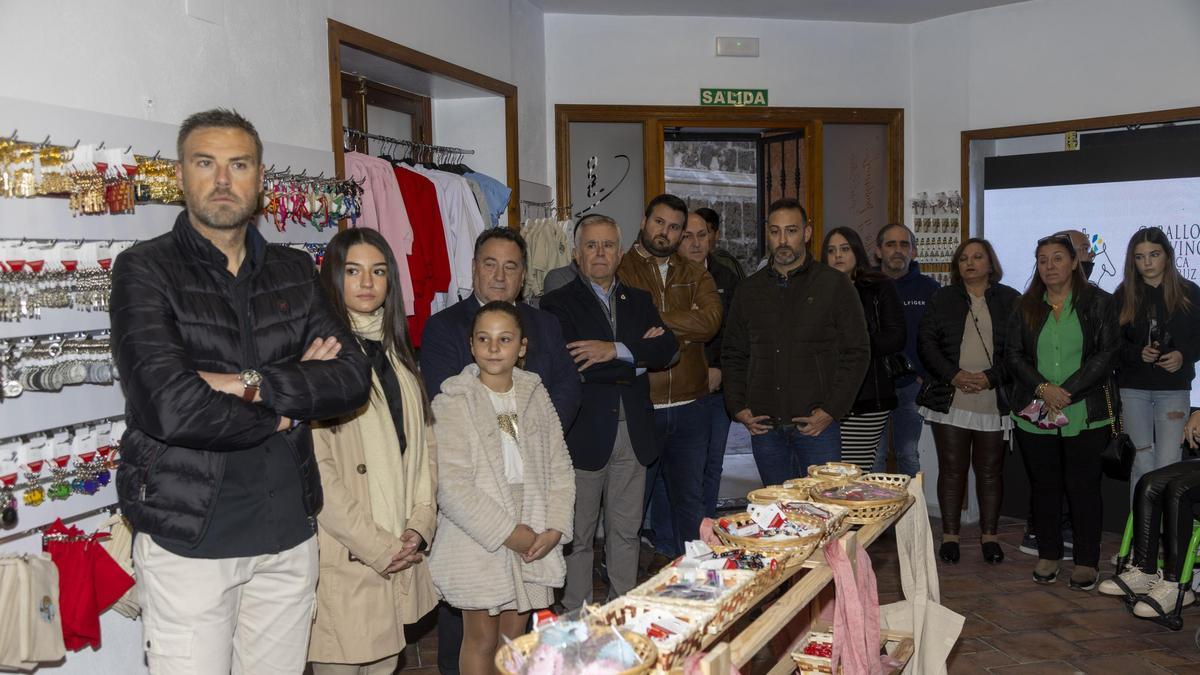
1006, 234, 1118, 591
821, 227, 906, 472
1112, 227, 1200, 504
917, 238, 1019, 565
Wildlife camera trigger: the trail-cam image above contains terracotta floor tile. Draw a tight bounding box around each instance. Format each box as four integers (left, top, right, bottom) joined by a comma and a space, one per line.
1073, 635, 1161, 655
1049, 625, 1101, 642
1066, 608, 1174, 637
958, 614, 1008, 639
987, 659, 1086, 674
1067, 653, 1172, 673
1138, 650, 1200, 668
991, 589, 1086, 615
953, 647, 1019, 669
1146, 629, 1200, 652
972, 608, 1067, 632
981, 632, 1083, 664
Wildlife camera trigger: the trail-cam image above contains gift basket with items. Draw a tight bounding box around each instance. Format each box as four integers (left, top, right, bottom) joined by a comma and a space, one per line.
500, 462, 917, 674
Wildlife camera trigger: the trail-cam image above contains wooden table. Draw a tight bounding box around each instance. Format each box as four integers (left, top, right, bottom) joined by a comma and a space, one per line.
697, 475, 922, 675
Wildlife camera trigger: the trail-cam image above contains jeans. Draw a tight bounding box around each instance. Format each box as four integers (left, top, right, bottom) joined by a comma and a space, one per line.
645, 401, 710, 557
875, 380, 922, 476
1121, 388, 1191, 505
700, 391, 732, 517
750, 422, 842, 487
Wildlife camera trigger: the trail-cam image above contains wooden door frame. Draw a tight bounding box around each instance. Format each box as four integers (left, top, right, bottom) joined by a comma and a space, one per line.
328, 19, 521, 229
960, 105, 1200, 236
554, 104, 903, 240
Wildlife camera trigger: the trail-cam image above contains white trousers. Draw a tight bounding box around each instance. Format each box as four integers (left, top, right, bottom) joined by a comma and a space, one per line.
133, 534, 319, 675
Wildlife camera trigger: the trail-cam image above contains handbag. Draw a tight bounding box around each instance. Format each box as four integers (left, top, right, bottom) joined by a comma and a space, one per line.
1100, 384, 1136, 481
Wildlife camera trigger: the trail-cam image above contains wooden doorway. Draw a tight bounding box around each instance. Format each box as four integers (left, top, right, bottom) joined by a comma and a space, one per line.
327, 19, 521, 229
555, 105, 902, 247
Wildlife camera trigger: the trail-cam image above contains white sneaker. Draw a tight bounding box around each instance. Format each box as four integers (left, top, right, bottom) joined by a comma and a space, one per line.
1098, 567, 1159, 597
1133, 579, 1195, 618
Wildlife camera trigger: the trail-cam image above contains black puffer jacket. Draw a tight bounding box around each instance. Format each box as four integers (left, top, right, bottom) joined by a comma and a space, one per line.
917, 283, 1020, 414
851, 278, 906, 414
110, 213, 371, 545
1004, 284, 1119, 425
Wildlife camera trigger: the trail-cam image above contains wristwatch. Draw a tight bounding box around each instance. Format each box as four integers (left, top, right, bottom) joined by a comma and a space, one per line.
239, 369, 263, 402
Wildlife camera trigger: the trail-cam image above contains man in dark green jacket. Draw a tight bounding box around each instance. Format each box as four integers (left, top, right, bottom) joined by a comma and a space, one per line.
721, 198, 870, 486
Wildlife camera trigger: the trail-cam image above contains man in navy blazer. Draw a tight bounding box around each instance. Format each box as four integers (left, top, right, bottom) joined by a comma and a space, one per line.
421, 227, 580, 675
541, 213, 678, 609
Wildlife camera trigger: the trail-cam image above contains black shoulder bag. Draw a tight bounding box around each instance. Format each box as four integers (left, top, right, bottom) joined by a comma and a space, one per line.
1100, 383, 1136, 481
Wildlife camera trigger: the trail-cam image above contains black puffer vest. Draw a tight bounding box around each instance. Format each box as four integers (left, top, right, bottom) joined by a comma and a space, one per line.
110, 212, 370, 545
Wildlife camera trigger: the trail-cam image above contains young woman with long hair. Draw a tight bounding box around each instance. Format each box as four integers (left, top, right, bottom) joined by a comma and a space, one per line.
307, 228, 438, 675
1112, 227, 1200, 502
916, 238, 1019, 564
821, 227, 906, 472
1005, 234, 1118, 591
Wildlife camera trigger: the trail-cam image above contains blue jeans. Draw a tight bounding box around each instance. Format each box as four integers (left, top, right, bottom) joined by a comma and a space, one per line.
700, 391, 732, 517
875, 380, 922, 476
645, 401, 710, 557
1121, 388, 1191, 504
750, 422, 842, 487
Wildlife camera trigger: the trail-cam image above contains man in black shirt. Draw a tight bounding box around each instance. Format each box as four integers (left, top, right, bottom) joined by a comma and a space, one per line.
110, 109, 370, 673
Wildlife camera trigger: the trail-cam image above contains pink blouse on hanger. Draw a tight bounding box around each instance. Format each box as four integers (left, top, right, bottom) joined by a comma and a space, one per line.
344, 151, 416, 316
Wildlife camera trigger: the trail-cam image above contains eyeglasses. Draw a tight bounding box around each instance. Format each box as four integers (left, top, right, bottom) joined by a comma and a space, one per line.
1037, 234, 1075, 249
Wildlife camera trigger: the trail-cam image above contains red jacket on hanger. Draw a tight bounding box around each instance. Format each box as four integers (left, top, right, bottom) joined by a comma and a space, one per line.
394, 166, 451, 346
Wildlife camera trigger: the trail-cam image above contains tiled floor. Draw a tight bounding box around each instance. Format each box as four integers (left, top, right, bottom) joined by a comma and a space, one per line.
392, 514, 1200, 675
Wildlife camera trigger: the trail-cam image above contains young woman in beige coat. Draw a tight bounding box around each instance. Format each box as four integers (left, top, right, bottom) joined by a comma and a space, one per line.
430, 301, 575, 675
308, 228, 438, 675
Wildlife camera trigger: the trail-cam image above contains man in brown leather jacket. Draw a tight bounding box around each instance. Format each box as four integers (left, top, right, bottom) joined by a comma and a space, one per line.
616, 193, 722, 559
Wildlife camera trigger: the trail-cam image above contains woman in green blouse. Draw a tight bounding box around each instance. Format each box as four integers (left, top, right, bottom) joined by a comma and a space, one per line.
1005, 234, 1119, 591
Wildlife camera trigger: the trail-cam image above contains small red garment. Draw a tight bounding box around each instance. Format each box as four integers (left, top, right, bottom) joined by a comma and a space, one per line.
42, 519, 135, 651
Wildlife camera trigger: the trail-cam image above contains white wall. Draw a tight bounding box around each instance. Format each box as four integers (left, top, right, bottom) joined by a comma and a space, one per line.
542, 13, 913, 203
0, 0, 548, 183
909, 0, 1200, 200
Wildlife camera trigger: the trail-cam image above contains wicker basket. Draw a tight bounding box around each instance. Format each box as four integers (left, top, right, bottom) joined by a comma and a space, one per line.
778, 500, 851, 548
810, 481, 908, 525
494, 629, 657, 675
626, 567, 758, 634
791, 630, 835, 674
860, 472, 911, 493
806, 462, 863, 485
598, 598, 713, 671
781, 476, 826, 497
747, 485, 812, 505
712, 510, 825, 562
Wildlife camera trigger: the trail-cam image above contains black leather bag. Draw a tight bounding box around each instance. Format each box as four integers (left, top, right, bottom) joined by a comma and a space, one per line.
1100, 384, 1136, 481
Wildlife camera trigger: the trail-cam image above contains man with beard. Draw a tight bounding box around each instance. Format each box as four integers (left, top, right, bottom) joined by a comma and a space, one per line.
616, 194, 722, 561
109, 109, 371, 673
874, 223, 939, 476
722, 198, 870, 487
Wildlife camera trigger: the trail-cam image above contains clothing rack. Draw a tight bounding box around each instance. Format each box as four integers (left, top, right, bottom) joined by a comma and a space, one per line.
0, 503, 119, 547
342, 127, 475, 156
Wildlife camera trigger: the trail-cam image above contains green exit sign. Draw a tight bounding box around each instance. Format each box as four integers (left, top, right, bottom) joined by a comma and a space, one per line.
700, 88, 768, 107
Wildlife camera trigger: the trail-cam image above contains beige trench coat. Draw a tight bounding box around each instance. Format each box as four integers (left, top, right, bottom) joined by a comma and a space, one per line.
308, 364, 438, 665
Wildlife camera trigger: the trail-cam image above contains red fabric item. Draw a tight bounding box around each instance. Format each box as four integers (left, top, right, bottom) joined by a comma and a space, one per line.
824, 538, 882, 675
394, 166, 451, 347
43, 519, 135, 651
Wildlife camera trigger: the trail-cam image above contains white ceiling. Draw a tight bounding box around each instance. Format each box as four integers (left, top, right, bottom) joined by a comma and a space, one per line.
533, 0, 1030, 24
